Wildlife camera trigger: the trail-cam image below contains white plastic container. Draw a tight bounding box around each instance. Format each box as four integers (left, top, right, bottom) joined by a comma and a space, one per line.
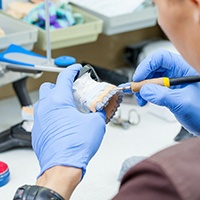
0, 11, 39, 87
101, 5, 157, 35
0, 11, 38, 51
69, 3, 157, 35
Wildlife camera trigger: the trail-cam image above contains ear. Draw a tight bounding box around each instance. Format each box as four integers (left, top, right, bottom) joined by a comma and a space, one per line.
190, 0, 200, 23
191, 0, 200, 5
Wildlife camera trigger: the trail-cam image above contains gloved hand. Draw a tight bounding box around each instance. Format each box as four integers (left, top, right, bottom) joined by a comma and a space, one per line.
32, 64, 106, 178
133, 49, 200, 135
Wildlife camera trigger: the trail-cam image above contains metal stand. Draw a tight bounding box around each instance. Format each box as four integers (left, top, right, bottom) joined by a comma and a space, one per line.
0, 0, 52, 152
0, 77, 33, 152
13, 78, 32, 107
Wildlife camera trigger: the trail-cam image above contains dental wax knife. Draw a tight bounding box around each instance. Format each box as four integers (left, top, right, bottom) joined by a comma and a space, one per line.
120, 75, 200, 92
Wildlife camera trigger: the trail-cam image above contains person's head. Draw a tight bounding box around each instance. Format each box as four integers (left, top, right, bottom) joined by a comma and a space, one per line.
153, 0, 200, 72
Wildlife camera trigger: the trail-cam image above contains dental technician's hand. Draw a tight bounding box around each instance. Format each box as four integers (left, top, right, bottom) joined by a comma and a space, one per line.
133, 49, 200, 135
32, 64, 106, 179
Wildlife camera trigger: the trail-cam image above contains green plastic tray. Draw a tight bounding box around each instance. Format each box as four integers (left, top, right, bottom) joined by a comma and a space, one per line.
34, 4, 103, 50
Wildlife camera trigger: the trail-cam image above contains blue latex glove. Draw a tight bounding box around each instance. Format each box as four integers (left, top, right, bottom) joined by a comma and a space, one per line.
32, 64, 106, 178
132, 49, 200, 135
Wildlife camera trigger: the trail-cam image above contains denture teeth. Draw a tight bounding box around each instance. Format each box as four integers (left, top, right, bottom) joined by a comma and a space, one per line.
110, 90, 117, 95
107, 93, 112, 98
73, 71, 124, 123
104, 101, 109, 107
109, 111, 116, 122
103, 96, 109, 102
96, 102, 103, 111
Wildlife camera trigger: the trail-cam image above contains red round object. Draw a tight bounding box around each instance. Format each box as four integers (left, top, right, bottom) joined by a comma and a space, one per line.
0, 161, 8, 174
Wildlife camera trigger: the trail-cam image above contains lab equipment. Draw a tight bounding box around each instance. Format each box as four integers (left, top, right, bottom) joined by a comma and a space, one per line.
123, 38, 192, 141
70, 0, 157, 35
0, 5, 75, 153
0, 44, 75, 73
110, 109, 140, 129
0, 11, 38, 51
32, 4, 103, 50
32, 65, 106, 178
23, 2, 82, 29
73, 65, 123, 123
54, 56, 76, 67
81, 62, 129, 86
0, 10, 40, 93
120, 75, 200, 92
0, 0, 99, 156
70, 0, 146, 17
0, 121, 31, 153
0, 9, 41, 152
0, 161, 10, 187
132, 49, 200, 135
124, 39, 178, 69
0, 64, 111, 153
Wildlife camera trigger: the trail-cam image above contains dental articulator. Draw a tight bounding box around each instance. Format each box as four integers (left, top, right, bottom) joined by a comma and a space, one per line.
0, 0, 75, 152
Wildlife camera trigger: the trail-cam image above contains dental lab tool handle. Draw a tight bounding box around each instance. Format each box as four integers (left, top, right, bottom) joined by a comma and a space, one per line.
130, 75, 200, 92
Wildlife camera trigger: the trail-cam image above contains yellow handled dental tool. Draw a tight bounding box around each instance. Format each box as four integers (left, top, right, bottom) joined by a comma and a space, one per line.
119, 75, 200, 93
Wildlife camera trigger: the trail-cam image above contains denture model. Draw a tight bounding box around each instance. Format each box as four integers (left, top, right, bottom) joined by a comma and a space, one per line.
73, 72, 123, 123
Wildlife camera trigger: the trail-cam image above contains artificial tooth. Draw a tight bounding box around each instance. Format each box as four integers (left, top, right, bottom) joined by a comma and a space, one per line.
96, 102, 103, 111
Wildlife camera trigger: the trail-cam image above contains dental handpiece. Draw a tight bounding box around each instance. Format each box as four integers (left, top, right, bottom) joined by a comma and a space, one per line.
120, 75, 200, 92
